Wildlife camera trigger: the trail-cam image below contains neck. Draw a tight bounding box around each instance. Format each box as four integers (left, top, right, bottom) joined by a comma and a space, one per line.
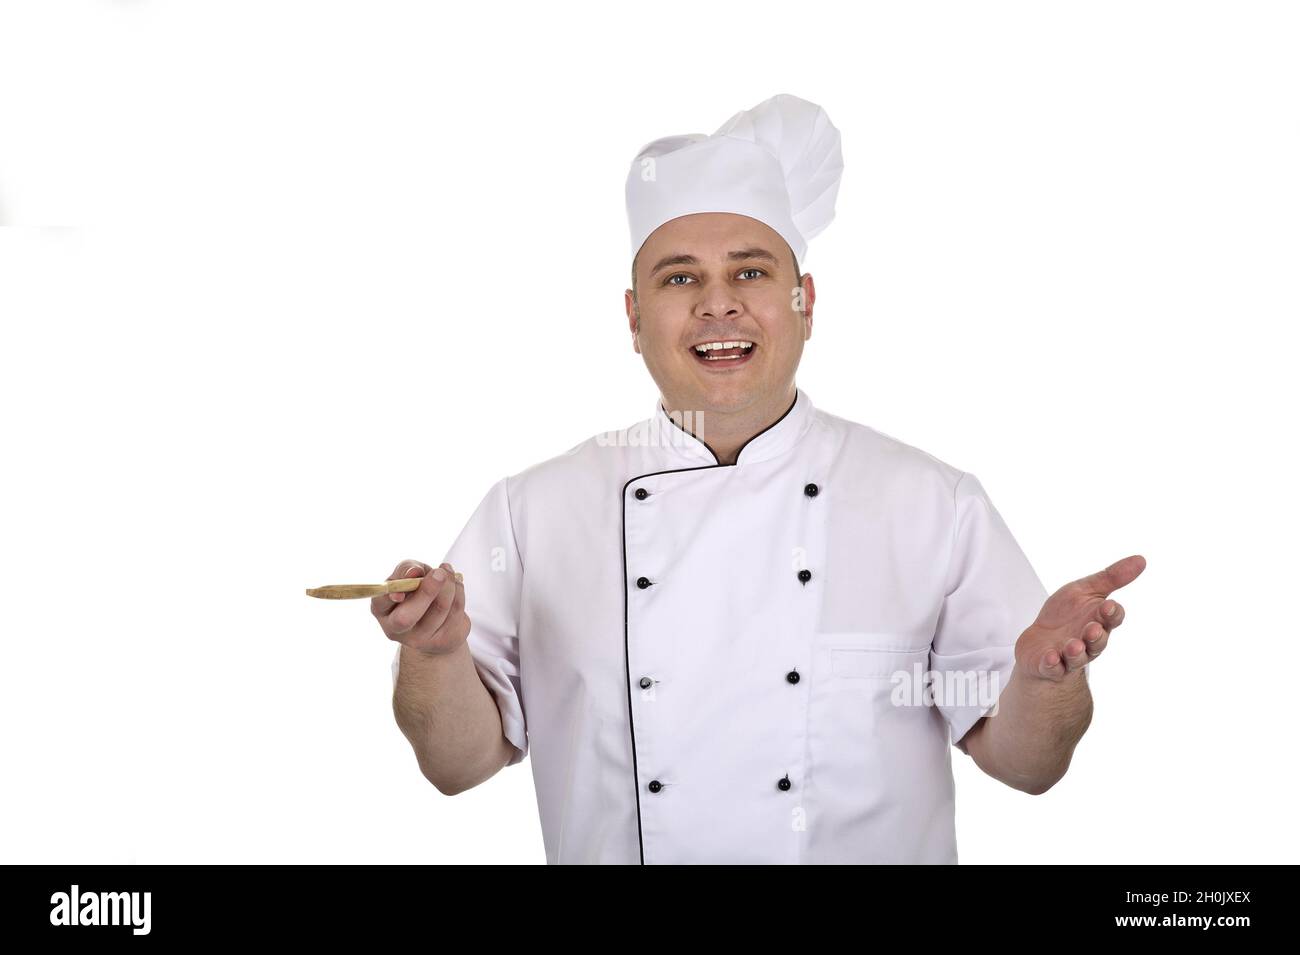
664, 384, 798, 465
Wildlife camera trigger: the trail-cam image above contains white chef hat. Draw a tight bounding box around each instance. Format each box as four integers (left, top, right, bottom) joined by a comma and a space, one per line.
625, 93, 844, 267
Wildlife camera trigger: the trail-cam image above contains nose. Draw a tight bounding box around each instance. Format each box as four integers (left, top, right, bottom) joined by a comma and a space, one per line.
695, 282, 744, 323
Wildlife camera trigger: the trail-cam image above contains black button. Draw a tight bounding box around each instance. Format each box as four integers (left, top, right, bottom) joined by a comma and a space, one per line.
804, 483, 819, 497
639, 676, 653, 689
786, 670, 800, 684
636, 576, 652, 589
648, 779, 663, 793
777, 774, 792, 791
635, 488, 649, 500
797, 569, 812, 584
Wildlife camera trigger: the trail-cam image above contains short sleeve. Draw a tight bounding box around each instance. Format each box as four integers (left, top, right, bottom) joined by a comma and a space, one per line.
391, 475, 528, 766
929, 471, 1048, 750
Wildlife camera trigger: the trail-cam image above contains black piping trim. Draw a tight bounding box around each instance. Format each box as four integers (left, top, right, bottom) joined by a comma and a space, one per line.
620, 390, 800, 864
657, 391, 799, 466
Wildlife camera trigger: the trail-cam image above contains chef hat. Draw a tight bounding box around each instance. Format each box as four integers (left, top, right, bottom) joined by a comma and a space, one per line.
625, 93, 844, 267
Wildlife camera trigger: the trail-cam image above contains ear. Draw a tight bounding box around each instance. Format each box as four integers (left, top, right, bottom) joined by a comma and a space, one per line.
625, 289, 641, 354
800, 273, 816, 338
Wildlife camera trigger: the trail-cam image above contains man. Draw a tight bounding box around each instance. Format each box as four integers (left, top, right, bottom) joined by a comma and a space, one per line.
381, 94, 1145, 864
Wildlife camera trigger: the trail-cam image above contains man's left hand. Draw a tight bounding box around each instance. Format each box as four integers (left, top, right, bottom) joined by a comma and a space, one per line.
1015, 554, 1147, 682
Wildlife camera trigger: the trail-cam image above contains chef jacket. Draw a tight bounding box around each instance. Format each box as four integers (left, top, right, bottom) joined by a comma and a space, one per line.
391, 388, 1048, 864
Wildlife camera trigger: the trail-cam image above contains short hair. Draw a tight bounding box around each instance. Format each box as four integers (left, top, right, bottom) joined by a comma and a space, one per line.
631, 245, 802, 312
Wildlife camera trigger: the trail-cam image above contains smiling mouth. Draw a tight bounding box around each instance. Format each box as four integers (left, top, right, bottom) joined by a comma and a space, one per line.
690, 340, 756, 367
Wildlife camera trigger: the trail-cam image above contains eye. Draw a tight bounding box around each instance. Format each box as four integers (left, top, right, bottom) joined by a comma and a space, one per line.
664, 273, 694, 286
738, 267, 766, 280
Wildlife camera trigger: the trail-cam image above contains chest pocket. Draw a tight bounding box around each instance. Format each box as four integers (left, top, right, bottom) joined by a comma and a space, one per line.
806, 635, 938, 805
812, 635, 935, 724
803, 635, 954, 863
830, 644, 931, 680
818, 631, 931, 679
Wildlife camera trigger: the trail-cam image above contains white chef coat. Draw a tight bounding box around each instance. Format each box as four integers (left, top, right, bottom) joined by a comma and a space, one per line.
391, 388, 1048, 864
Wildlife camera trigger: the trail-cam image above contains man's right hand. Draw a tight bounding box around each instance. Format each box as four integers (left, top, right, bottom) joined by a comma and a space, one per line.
372, 560, 470, 655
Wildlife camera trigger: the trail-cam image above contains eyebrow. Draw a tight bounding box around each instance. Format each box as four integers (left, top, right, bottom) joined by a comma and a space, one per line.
649, 247, 779, 276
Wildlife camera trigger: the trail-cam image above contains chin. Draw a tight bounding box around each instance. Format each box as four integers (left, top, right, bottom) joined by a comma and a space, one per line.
688, 379, 764, 414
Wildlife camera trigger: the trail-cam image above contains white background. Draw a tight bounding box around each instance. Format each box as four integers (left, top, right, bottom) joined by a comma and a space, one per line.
1, 1, 1296, 864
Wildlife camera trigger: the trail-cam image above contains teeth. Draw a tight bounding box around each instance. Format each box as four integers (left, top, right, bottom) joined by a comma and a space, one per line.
693, 340, 754, 356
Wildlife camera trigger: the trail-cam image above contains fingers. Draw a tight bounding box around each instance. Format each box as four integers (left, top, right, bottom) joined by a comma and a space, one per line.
388, 563, 459, 638
441, 575, 468, 640
1064, 634, 1091, 670
1036, 593, 1130, 679
1075, 554, 1147, 597
1038, 646, 1067, 680
1084, 599, 1125, 658
387, 560, 430, 605
372, 559, 427, 619
1082, 618, 1110, 659
405, 567, 466, 647
1040, 635, 1091, 679
1100, 599, 1126, 631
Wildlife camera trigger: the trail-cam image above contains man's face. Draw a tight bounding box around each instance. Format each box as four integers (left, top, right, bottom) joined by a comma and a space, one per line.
625, 212, 815, 417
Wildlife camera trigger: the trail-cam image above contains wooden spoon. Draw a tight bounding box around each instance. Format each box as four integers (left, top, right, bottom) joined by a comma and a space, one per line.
306, 571, 463, 599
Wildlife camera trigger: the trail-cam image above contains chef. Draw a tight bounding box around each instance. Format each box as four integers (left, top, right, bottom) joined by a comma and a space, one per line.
384, 93, 1145, 864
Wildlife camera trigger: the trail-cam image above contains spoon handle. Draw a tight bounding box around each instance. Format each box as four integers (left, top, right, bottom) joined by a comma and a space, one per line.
306, 572, 463, 599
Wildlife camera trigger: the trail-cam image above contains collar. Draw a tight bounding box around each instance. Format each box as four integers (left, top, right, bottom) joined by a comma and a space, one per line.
653, 387, 815, 467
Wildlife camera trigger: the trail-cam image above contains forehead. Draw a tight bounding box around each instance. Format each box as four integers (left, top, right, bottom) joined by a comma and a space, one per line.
638, 212, 786, 261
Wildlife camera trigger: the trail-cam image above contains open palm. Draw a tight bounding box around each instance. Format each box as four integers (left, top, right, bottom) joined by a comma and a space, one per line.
1015, 554, 1147, 682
